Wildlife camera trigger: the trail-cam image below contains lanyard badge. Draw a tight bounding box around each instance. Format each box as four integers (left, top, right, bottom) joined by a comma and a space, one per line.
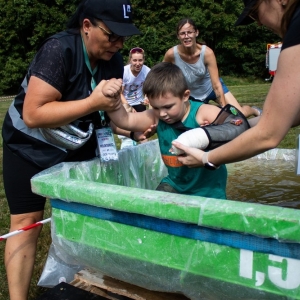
82, 36, 118, 162
96, 127, 118, 162
96, 112, 118, 162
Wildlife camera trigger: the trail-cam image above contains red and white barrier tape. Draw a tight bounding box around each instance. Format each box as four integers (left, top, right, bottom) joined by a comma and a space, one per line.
0, 218, 51, 241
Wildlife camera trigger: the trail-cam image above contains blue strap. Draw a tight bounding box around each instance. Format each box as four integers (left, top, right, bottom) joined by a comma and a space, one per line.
51, 198, 300, 260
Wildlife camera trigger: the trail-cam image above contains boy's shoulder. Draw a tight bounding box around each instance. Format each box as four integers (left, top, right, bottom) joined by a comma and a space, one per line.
188, 97, 204, 110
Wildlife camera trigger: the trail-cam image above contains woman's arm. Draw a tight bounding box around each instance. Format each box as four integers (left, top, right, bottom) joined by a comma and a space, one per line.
23, 76, 123, 128
174, 44, 300, 167
162, 48, 175, 63
205, 47, 226, 107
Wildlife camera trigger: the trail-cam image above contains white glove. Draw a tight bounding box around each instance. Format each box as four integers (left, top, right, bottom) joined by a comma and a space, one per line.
170, 128, 209, 155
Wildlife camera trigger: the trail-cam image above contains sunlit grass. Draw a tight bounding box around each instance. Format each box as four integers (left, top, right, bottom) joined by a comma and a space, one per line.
228, 83, 297, 148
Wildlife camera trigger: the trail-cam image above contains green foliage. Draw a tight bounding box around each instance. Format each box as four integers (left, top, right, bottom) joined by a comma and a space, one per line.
122, 0, 183, 65
0, 0, 282, 94
0, 0, 77, 94
124, 0, 280, 77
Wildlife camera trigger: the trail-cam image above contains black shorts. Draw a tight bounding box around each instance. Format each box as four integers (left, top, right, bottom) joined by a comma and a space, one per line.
3, 143, 46, 214
132, 104, 146, 112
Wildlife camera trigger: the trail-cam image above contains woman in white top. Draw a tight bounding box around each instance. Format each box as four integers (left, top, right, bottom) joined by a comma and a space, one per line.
163, 18, 262, 118
119, 47, 151, 148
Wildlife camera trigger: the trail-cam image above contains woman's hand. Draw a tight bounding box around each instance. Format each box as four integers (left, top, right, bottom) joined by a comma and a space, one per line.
88, 79, 123, 112
171, 141, 205, 168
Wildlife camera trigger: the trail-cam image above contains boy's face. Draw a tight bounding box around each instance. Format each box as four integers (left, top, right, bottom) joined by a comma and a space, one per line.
150, 91, 190, 124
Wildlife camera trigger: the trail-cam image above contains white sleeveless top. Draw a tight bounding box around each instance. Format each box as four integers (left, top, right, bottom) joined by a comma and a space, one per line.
122, 64, 151, 106
173, 45, 213, 101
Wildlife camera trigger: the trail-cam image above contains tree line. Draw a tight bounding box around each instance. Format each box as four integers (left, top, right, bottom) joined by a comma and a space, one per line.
0, 0, 279, 95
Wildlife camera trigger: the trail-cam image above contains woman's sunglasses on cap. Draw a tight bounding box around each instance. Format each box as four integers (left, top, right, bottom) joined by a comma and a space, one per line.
248, 0, 263, 22
248, 8, 259, 21
130, 47, 144, 54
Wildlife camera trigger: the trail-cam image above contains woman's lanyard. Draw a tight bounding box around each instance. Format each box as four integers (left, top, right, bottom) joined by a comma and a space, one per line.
82, 37, 106, 126
81, 37, 118, 162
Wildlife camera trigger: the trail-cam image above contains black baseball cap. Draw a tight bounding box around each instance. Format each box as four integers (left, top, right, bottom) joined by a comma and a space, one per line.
83, 0, 141, 36
235, 0, 257, 26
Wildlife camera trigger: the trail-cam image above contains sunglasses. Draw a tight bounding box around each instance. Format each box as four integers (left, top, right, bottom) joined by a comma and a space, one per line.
130, 47, 144, 54
248, 0, 263, 22
98, 25, 131, 43
248, 9, 259, 21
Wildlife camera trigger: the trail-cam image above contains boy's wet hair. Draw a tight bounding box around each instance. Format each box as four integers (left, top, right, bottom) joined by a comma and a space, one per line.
143, 62, 188, 99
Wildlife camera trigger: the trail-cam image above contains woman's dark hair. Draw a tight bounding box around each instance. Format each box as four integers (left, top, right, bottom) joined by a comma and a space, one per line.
176, 18, 198, 34
66, 0, 98, 29
176, 18, 206, 45
281, 0, 300, 36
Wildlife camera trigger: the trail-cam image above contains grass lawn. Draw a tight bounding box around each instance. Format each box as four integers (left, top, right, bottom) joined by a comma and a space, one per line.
0, 79, 298, 299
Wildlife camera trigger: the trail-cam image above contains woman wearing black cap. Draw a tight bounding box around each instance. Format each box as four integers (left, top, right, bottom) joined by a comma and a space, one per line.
172, 0, 300, 170
2, 0, 141, 299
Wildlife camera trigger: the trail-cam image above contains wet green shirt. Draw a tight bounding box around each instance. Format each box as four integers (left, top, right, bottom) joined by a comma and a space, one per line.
157, 99, 227, 199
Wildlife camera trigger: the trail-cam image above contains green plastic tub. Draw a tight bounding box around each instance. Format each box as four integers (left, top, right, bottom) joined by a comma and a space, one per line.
31, 140, 300, 299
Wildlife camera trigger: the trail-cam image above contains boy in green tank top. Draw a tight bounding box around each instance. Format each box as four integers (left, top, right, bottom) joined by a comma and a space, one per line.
108, 62, 227, 199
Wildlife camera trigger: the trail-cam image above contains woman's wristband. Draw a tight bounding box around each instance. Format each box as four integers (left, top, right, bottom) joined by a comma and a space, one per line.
202, 152, 220, 170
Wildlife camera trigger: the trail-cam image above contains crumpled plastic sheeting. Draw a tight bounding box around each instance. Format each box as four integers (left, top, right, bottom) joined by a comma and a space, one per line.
34, 142, 300, 299
251, 148, 295, 161
38, 243, 84, 288
32, 139, 167, 194
32, 142, 300, 241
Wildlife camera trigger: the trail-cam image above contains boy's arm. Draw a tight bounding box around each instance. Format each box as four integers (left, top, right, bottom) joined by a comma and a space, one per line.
120, 90, 128, 105
120, 88, 136, 112
195, 104, 221, 125
107, 104, 157, 133
111, 122, 157, 142
171, 104, 250, 155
